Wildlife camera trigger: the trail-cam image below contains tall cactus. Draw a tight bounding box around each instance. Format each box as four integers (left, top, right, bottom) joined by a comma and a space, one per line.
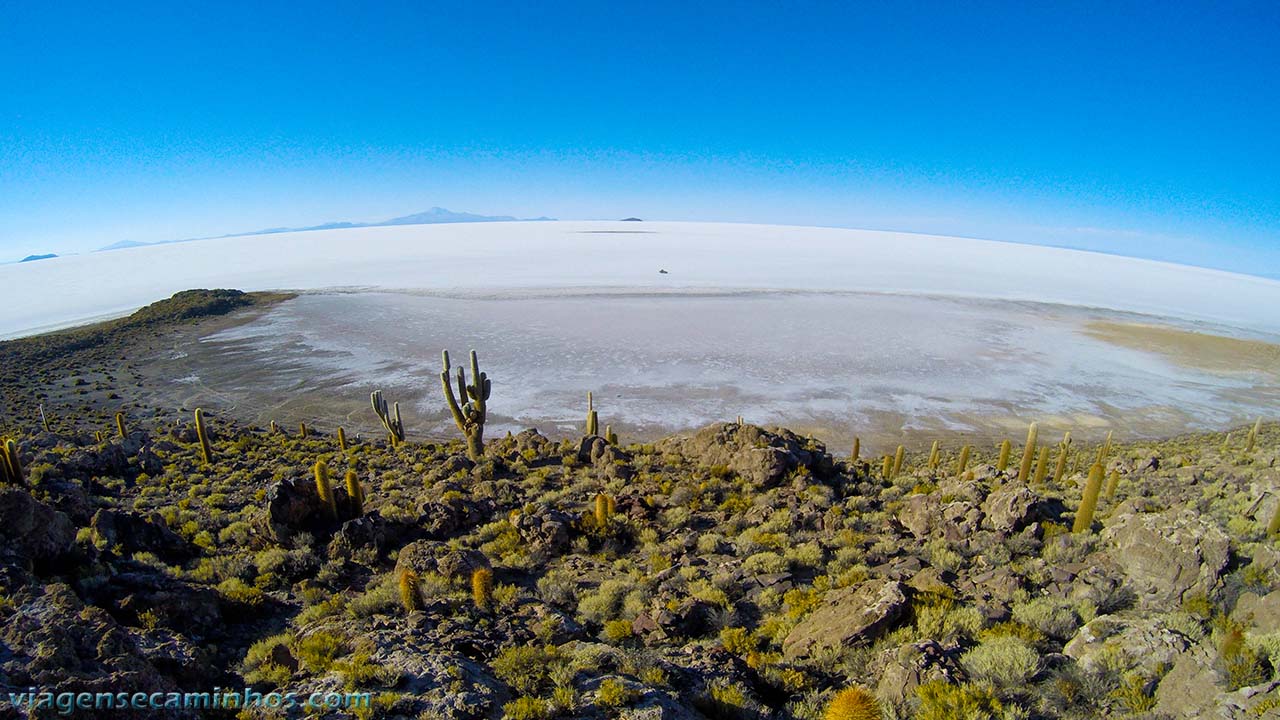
891, 445, 905, 479
1017, 422, 1039, 483
1095, 430, 1114, 467
927, 441, 940, 471
194, 408, 213, 465
955, 445, 971, 478
1, 438, 22, 485
1246, 418, 1262, 453
1052, 432, 1072, 485
370, 391, 405, 445
441, 349, 490, 461
115, 412, 127, 439
1032, 445, 1051, 485
314, 461, 337, 519
344, 470, 363, 516
586, 392, 599, 436
996, 439, 1012, 473
1073, 463, 1104, 533
851, 437, 860, 464
337, 427, 348, 452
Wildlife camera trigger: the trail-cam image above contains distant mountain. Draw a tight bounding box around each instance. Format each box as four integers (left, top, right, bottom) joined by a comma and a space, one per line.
20, 253, 57, 262
96, 207, 553, 253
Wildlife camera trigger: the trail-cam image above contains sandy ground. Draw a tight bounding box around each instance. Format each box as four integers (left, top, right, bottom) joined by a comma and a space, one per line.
1083, 320, 1280, 377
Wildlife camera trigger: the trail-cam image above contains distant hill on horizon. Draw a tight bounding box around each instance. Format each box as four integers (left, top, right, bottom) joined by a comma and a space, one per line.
20, 253, 57, 262
97, 207, 555, 252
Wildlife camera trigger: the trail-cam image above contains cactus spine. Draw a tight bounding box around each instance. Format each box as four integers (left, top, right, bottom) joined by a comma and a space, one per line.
1073, 463, 1104, 533
115, 412, 126, 439
370, 391, 405, 445
441, 350, 490, 461
471, 567, 493, 609
1052, 432, 1072, 485
398, 569, 421, 613
313, 461, 337, 519
1017, 422, 1038, 483
927, 441, 940, 471
955, 445, 971, 478
891, 445, 905, 479
996, 439, 1012, 473
1246, 418, 1262, 453
337, 427, 348, 452
586, 392, 599, 436
345, 470, 363, 516
194, 408, 213, 465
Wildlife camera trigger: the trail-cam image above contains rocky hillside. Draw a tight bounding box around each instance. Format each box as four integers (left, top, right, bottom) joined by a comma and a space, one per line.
0, 292, 1277, 720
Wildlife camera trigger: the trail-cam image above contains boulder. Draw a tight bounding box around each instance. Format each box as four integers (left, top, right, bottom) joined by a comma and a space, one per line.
1232, 589, 1280, 631
0, 489, 76, 568
90, 509, 193, 562
511, 506, 575, 556
1155, 645, 1220, 719
874, 640, 962, 707
783, 579, 908, 659
660, 423, 834, 488
1102, 508, 1230, 607
981, 483, 1039, 534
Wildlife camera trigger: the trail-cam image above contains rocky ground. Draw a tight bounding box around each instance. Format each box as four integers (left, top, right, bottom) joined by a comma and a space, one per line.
0, 291, 1278, 720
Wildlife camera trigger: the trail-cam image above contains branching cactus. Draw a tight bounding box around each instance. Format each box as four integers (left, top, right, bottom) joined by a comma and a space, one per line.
1246, 418, 1262, 453
194, 408, 214, 465
1017, 422, 1039, 483
1073, 463, 1104, 533
1095, 430, 1114, 466
441, 349, 490, 461
370, 390, 405, 445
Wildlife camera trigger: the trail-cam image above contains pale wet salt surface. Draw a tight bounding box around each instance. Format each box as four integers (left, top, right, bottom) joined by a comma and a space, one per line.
140, 290, 1280, 453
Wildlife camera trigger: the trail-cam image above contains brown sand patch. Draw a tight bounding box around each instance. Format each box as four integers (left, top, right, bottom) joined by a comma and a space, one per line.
1083, 320, 1280, 377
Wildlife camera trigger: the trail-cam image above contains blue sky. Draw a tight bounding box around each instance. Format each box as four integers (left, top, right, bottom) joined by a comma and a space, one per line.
2, 1, 1278, 276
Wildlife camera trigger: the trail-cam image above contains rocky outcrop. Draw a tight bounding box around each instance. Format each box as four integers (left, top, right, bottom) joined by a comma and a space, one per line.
0, 489, 75, 569
981, 482, 1040, 533
783, 579, 908, 659
660, 423, 835, 488
1102, 508, 1231, 606
90, 509, 193, 562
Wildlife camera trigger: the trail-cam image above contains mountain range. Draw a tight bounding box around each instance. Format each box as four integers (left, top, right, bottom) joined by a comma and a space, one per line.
97, 207, 554, 252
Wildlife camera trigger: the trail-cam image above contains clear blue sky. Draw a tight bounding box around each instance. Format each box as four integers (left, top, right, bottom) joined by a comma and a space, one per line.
2, 1, 1278, 276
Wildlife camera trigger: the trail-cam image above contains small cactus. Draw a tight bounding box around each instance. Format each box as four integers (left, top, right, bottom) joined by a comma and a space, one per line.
313, 461, 337, 519
1268, 499, 1280, 537
881, 455, 893, 479
594, 492, 613, 528
398, 569, 421, 613
1017, 422, 1039, 483
345, 470, 363, 516
115, 412, 126, 439
954, 445, 971, 478
370, 391, 405, 445
605, 425, 618, 445
471, 567, 493, 610
194, 408, 213, 465
927, 441, 940, 471
270, 420, 279, 435
996, 439, 1012, 473
823, 685, 882, 720
337, 427, 348, 452
299, 422, 308, 439
891, 445, 905, 479
851, 437, 860, 463
1073, 463, 1104, 533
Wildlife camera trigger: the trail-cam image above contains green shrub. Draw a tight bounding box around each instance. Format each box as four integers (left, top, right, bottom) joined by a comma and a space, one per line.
960, 636, 1041, 688
914, 681, 1003, 720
